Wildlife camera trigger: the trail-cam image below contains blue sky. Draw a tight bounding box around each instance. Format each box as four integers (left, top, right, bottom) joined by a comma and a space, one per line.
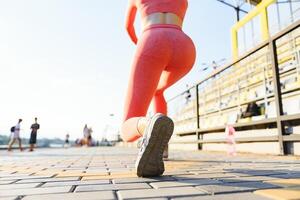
0, 0, 237, 140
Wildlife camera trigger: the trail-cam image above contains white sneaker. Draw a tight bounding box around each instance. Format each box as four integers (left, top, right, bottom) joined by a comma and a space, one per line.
135, 113, 174, 177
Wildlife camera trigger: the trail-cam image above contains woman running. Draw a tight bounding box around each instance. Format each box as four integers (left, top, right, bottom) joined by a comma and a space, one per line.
122, 0, 196, 177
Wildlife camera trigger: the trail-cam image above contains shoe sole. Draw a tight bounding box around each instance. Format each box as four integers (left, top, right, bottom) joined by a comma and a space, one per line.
136, 114, 174, 177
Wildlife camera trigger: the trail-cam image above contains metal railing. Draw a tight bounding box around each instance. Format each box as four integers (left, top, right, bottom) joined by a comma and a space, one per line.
168, 19, 300, 155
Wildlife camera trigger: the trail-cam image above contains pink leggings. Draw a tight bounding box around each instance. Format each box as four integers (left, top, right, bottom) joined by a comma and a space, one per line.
122, 24, 196, 142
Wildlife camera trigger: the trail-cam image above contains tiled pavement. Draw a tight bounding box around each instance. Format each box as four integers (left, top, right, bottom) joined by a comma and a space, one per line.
0, 147, 300, 200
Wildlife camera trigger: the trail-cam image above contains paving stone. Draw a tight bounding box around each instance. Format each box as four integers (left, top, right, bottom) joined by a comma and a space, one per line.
109, 168, 133, 173
227, 170, 284, 177
0, 183, 40, 190
150, 179, 221, 189
112, 176, 176, 184
271, 173, 300, 179
0, 174, 33, 178
75, 183, 151, 192
172, 192, 273, 200
163, 171, 193, 176
224, 181, 280, 190
255, 187, 300, 200
184, 168, 212, 171
0, 172, 14, 176
195, 184, 255, 194
0, 173, 31, 176
47, 166, 68, 169
16, 177, 80, 184
81, 173, 138, 180
191, 170, 226, 174
219, 176, 279, 183
63, 169, 87, 172
106, 164, 124, 168
1, 147, 300, 199
56, 172, 108, 178
133, 199, 167, 200
22, 191, 116, 200
42, 180, 110, 187
0, 186, 71, 197
34, 171, 62, 176
0, 175, 52, 181
0, 197, 19, 200
85, 169, 109, 173
88, 164, 107, 167
117, 187, 205, 199
0, 180, 15, 185
173, 173, 236, 180
265, 178, 300, 187
109, 171, 136, 176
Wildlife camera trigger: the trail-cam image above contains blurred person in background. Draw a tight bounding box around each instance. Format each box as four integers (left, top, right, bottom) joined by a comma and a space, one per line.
29, 117, 40, 152
64, 133, 70, 148
8, 119, 23, 151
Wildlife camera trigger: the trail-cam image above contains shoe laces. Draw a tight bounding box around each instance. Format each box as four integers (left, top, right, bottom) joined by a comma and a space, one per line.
138, 133, 150, 154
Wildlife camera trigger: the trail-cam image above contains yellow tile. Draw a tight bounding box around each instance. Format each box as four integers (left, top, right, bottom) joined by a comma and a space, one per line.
109, 171, 134, 176
81, 176, 107, 180
56, 172, 109, 178
16, 169, 40, 174
29, 167, 46, 170
266, 179, 300, 186
109, 173, 137, 178
81, 173, 138, 180
34, 170, 63, 175
56, 172, 86, 177
255, 188, 300, 200
0, 166, 15, 170
82, 172, 109, 176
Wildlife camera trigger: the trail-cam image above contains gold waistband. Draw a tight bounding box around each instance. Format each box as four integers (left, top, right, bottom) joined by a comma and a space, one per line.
142, 13, 183, 29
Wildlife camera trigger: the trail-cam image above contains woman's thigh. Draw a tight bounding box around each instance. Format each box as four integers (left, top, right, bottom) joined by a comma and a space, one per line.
123, 31, 170, 120
156, 32, 196, 92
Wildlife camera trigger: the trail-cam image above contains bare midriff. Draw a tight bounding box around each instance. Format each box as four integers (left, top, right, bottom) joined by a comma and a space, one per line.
142, 12, 183, 29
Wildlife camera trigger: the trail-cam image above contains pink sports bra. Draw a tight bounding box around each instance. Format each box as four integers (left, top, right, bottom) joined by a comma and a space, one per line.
125, 0, 188, 44
136, 0, 188, 20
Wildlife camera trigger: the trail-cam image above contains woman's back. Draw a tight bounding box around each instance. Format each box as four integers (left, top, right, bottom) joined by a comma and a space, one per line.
135, 0, 188, 20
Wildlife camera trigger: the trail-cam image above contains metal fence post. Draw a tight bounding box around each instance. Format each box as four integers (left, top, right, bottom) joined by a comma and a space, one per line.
270, 39, 285, 155
196, 85, 202, 150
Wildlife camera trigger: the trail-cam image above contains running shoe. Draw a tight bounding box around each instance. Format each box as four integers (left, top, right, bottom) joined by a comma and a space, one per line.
135, 113, 174, 177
